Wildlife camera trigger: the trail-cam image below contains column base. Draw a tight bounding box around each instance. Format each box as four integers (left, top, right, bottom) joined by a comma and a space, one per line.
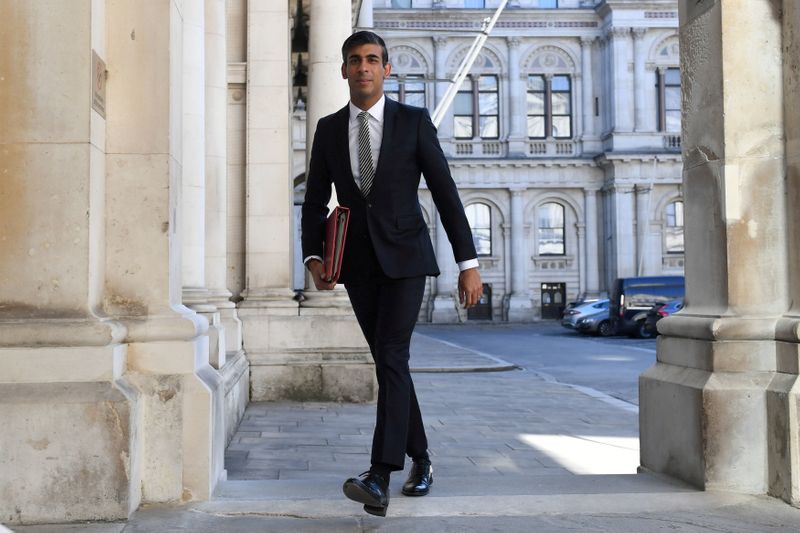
0, 344, 140, 525
640, 335, 773, 494
221, 349, 249, 446
431, 295, 460, 323
239, 295, 376, 403
507, 294, 534, 322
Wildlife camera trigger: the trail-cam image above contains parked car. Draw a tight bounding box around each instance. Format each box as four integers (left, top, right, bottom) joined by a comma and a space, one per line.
575, 308, 615, 337
561, 299, 609, 330
609, 276, 684, 338
643, 298, 684, 336
561, 297, 601, 318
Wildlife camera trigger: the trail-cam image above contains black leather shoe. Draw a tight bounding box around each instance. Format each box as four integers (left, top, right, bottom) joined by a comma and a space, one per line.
401, 459, 433, 496
342, 471, 389, 516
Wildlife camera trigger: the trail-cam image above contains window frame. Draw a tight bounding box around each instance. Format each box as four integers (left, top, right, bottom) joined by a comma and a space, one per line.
657, 67, 681, 133
527, 74, 573, 140
664, 200, 685, 254
465, 202, 493, 257
454, 74, 500, 140
537, 202, 566, 256
385, 74, 426, 108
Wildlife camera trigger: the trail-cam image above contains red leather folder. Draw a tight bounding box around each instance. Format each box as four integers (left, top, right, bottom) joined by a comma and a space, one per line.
323, 206, 350, 282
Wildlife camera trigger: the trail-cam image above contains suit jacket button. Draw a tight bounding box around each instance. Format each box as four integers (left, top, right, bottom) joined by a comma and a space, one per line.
367, 203, 372, 208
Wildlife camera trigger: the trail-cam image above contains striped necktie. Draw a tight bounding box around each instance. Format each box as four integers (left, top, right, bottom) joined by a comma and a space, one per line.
357, 111, 375, 197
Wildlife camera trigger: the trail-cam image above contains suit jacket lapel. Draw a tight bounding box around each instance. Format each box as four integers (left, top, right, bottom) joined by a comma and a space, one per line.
374, 97, 397, 191
333, 105, 361, 198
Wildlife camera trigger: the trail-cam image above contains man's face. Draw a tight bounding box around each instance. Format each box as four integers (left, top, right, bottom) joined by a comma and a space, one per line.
341, 43, 391, 105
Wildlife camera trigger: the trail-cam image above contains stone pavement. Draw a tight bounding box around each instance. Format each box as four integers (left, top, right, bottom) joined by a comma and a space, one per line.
11, 329, 800, 532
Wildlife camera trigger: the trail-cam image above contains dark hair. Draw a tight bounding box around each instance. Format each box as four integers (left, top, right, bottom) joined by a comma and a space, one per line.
341, 31, 389, 65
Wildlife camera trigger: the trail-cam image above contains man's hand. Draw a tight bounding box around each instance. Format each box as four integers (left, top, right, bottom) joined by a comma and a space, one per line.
458, 267, 482, 308
307, 259, 337, 290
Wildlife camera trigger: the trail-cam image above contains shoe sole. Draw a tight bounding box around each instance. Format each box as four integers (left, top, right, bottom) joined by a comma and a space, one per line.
363, 504, 387, 517
342, 481, 386, 508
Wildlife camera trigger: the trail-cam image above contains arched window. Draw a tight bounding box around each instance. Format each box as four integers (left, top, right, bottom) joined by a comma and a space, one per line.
465, 203, 492, 256
537, 202, 565, 255
665, 200, 684, 253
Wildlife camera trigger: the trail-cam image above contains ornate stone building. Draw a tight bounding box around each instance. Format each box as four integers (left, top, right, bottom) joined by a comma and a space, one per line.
292, 0, 685, 321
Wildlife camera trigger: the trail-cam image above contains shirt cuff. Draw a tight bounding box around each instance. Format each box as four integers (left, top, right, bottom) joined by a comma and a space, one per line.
303, 255, 323, 266
457, 258, 479, 271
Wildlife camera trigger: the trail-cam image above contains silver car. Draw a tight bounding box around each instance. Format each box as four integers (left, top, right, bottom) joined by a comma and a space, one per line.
575, 308, 615, 337
561, 299, 609, 329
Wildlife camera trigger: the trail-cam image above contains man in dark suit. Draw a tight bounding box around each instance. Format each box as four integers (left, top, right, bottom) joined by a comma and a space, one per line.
301, 31, 482, 517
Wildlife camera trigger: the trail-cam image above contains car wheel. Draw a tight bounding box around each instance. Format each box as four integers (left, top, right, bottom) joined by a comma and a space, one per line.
598, 320, 613, 337
637, 320, 655, 339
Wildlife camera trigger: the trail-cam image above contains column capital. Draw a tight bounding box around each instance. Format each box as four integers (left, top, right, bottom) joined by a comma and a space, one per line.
632, 27, 648, 40
507, 37, 522, 49
635, 184, 653, 194
583, 187, 600, 197
579, 35, 596, 47
510, 186, 527, 196
610, 27, 631, 39
433, 36, 448, 49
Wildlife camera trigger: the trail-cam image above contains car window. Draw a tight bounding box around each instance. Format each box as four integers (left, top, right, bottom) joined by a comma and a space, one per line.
592, 301, 609, 310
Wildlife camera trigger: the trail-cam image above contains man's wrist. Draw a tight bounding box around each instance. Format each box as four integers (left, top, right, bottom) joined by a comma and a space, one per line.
304, 255, 323, 268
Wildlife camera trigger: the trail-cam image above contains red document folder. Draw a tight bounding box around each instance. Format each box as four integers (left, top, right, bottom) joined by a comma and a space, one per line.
323, 206, 350, 282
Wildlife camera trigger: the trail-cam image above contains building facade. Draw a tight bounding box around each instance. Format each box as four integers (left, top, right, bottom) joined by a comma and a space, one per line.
291, 0, 685, 321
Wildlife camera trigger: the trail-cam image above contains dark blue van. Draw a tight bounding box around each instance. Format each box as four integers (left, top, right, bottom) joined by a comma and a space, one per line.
609, 276, 685, 338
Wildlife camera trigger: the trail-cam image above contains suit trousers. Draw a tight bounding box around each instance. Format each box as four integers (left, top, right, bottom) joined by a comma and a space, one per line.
345, 266, 428, 471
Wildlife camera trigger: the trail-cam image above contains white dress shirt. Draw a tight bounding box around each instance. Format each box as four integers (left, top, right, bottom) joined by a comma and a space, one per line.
304, 95, 479, 272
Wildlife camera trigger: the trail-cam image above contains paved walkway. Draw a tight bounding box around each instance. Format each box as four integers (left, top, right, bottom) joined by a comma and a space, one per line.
12, 330, 800, 532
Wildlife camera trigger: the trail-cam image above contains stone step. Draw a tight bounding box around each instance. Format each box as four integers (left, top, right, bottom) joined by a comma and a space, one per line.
202, 475, 755, 520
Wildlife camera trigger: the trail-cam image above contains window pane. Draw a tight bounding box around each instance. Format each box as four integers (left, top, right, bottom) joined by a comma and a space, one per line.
404, 93, 424, 108
479, 93, 498, 114
454, 92, 473, 115
538, 0, 558, 7
665, 227, 684, 253
454, 116, 473, 138
551, 75, 570, 91
465, 0, 485, 7
391, 0, 412, 7
665, 68, 681, 85
528, 116, 545, 138
552, 116, 571, 138
478, 75, 497, 91
666, 111, 681, 132
466, 203, 491, 228
405, 80, 425, 92
473, 229, 491, 255
385, 78, 399, 91
385, 91, 400, 102
527, 92, 545, 114
539, 203, 564, 227
528, 75, 545, 91
538, 229, 564, 255
666, 201, 684, 227
551, 92, 571, 114
479, 116, 498, 138
665, 87, 680, 110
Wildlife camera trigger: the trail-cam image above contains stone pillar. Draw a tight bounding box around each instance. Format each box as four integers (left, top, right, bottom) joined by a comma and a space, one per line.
635, 184, 651, 276
507, 188, 533, 321
632, 28, 648, 132
433, 36, 454, 148
241, 0, 374, 402
0, 1, 137, 524
641, 0, 787, 497
431, 213, 460, 323
580, 36, 595, 139
104, 0, 224, 505
576, 223, 587, 297
205, 0, 247, 445
358, 0, 374, 28
608, 185, 635, 278
771, 0, 800, 506
507, 37, 526, 156
584, 188, 600, 296
610, 27, 634, 133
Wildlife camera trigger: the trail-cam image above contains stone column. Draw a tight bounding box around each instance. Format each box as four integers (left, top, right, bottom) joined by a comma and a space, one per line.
580, 36, 595, 139
431, 212, 460, 323
104, 0, 225, 505
610, 27, 634, 132
632, 28, 648, 132
0, 1, 136, 523
576, 223, 587, 297
774, 0, 800, 506
433, 36, 454, 148
641, 0, 787, 498
507, 37, 526, 156
507, 188, 533, 321
583, 188, 600, 296
609, 185, 636, 278
635, 184, 651, 276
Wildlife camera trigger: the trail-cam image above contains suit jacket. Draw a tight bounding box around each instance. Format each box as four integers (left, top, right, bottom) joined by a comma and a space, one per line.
301, 97, 476, 284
